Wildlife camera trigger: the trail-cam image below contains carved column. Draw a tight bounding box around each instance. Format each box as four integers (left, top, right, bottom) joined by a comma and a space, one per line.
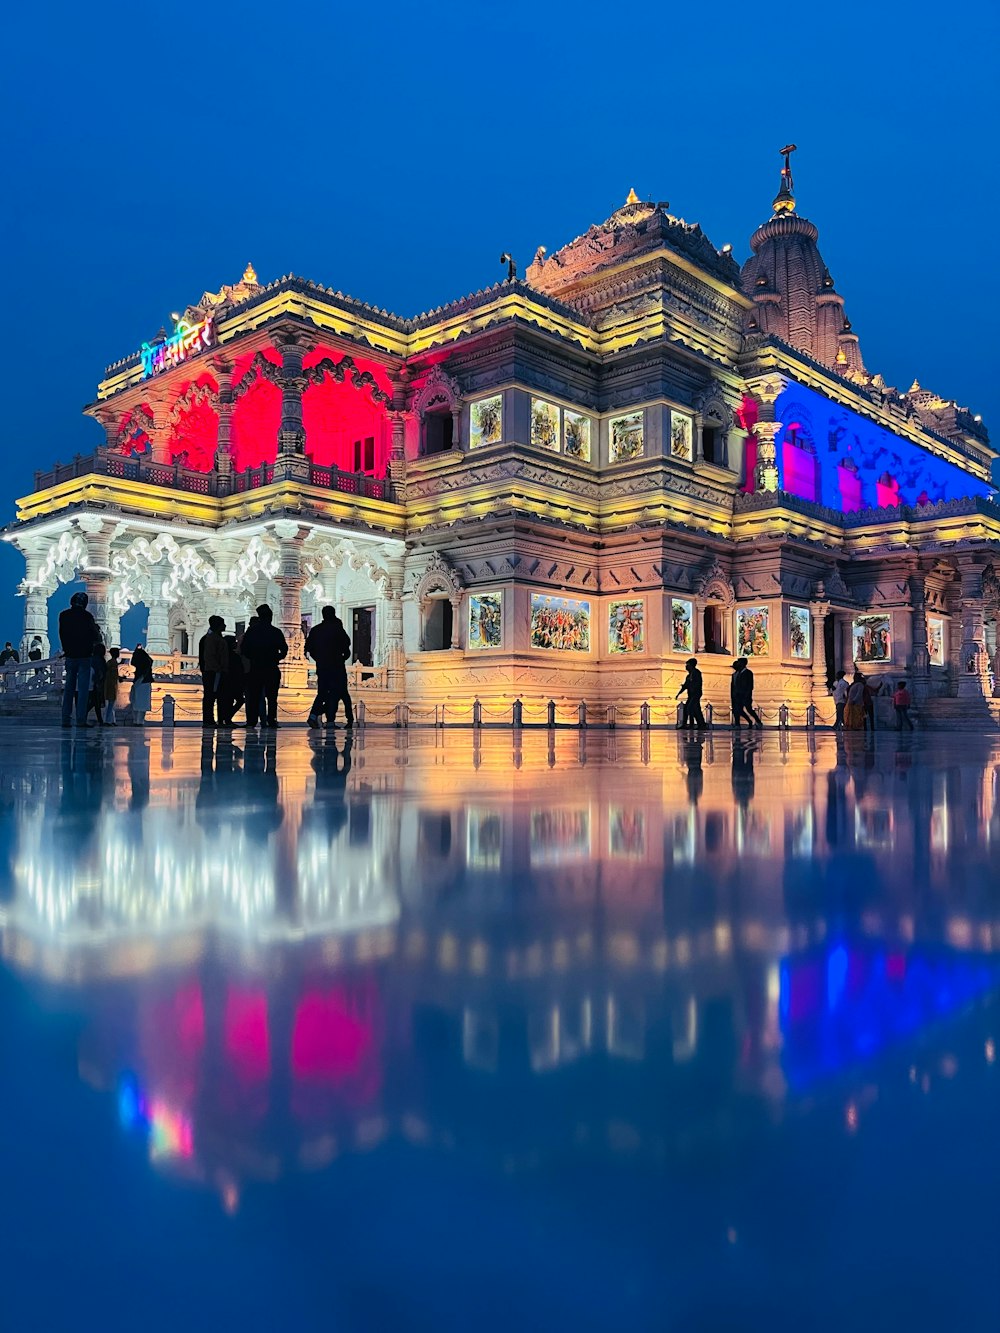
692, 596, 706, 652
754, 421, 781, 493
148, 396, 171, 465
908, 567, 930, 697
273, 328, 310, 483
76, 516, 113, 644
147, 603, 170, 654
214, 358, 234, 496
692, 413, 705, 464
449, 592, 463, 650
383, 556, 405, 688
18, 544, 52, 658
272, 522, 309, 685
388, 368, 410, 491
809, 600, 830, 711
957, 562, 989, 700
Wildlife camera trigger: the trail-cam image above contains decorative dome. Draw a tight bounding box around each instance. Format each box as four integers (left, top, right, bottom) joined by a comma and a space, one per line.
741, 148, 865, 376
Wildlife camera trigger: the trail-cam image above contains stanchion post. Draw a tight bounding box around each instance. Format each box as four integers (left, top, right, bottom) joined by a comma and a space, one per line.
357, 698, 366, 728
512, 697, 523, 728
578, 700, 587, 729
779, 702, 790, 729
547, 698, 556, 728
676, 701, 684, 729
473, 697, 482, 728
606, 703, 616, 729
705, 700, 714, 729
162, 694, 176, 727
806, 702, 816, 729
640, 700, 651, 729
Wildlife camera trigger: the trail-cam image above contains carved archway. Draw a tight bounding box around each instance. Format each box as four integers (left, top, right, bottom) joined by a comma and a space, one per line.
693, 389, 732, 467
692, 560, 735, 654
412, 367, 463, 455
414, 553, 464, 651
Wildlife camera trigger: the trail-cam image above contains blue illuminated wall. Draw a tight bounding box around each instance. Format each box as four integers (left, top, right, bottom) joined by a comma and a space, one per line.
774, 384, 990, 512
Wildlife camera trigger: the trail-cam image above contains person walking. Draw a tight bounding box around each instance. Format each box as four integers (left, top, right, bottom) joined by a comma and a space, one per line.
831, 670, 849, 728
844, 672, 867, 730
197, 615, 229, 729
103, 647, 121, 725
58, 592, 100, 728
218, 634, 246, 727
305, 605, 354, 730
731, 657, 763, 728
240, 605, 288, 728
0, 641, 19, 665
893, 679, 914, 731
130, 643, 153, 726
675, 657, 706, 730
87, 644, 108, 726
863, 674, 883, 732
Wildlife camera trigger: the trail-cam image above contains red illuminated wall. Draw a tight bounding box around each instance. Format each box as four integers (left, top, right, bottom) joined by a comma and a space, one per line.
231, 348, 282, 471
167, 377, 219, 472
302, 346, 392, 473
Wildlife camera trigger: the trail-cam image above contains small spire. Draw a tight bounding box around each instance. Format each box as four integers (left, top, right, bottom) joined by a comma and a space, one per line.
772, 144, 797, 215
243, 262, 258, 284
626, 187, 640, 205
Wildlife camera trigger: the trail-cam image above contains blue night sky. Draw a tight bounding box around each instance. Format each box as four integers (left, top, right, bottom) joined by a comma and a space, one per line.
2, 0, 997, 637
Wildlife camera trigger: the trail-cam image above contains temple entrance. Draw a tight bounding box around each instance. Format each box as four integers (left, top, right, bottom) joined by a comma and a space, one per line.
423, 596, 453, 651
423, 410, 454, 457
824, 616, 836, 680
351, 607, 375, 667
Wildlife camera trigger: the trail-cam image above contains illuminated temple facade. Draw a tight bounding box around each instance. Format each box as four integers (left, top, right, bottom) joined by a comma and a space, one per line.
8, 154, 1000, 720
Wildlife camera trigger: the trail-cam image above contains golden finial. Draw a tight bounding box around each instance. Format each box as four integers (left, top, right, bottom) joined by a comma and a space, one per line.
625, 187, 640, 205
243, 262, 258, 284
772, 144, 797, 215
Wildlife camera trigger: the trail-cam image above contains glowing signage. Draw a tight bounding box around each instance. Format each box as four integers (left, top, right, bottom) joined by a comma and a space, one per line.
140, 315, 214, 378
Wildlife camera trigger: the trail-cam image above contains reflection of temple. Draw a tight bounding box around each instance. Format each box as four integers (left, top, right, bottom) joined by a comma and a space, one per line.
8, 152, 1000, 721
1, 732, 998, 1205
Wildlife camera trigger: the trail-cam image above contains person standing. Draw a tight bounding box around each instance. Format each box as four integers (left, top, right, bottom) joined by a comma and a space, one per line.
893, 679, 914, 731
675, 657, 706, 730
217, 634, 245, 727
103, 647, 121, 724
130, 643, 153, 726
28, 637, 43, 662
831, 670, 849, 728
844, 672, 867, 730
863, 674, 883, 732
197, 616, 229, 729
731, 657, 763, 728
305, 605, 354, 730
0, 642, 19, 665
87, 644, 108, 726
240, 605, 288, 729
58, 592, 100, 728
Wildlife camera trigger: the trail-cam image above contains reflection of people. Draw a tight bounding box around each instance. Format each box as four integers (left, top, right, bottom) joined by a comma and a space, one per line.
675, 657, 706, 730
730, 658, 762, 727
305, 606, 353, 730
730, 737, 757, 808
59, 591, 100, 728
241, 606, 288, 729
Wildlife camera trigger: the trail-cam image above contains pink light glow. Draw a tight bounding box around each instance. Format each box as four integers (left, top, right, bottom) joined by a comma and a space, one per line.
225, 987, 271, 1083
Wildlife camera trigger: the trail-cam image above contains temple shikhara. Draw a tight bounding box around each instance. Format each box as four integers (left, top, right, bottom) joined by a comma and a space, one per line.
7, 149, 999, 722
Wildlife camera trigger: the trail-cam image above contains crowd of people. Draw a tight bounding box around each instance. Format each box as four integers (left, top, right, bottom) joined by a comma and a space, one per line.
55, 594, 355, 732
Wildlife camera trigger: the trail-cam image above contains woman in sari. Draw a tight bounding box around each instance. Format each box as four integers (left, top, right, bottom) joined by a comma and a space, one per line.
844, 672, 867, 730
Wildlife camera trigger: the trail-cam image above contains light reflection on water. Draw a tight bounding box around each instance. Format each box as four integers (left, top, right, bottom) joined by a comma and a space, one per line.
1, 727, 999, 1330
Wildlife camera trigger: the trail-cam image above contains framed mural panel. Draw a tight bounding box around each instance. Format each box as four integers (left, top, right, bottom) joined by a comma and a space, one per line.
564, 410, 591, 462
927, 614, 946, 667
530, 397, 560, 451
736, 605, 770, 657
609, 807, 646, 859
468, 591, 502, 650
608, 600, 644, 654
609, 411, 644, 462
670, 598, 694, 653
530, 594, 591, 652
853, 614, 892, 664
788, 605, 811, 660
530, 807, 592, 866
670, 412, 693, 461
469, 394, 503, 449
467, 807, 502, 869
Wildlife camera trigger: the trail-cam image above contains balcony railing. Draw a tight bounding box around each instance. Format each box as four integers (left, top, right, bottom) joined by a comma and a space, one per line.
32, 451, 394, 503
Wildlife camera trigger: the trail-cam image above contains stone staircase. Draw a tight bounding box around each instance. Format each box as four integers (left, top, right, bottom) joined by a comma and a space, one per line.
916, 696, 1000, 730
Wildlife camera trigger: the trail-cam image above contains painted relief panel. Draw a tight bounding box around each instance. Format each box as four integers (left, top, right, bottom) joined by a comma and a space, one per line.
670, 598, 694, 653
564, 411, 591, 462
736, 605, 770, 657
610, 807, 646, 859
468, 592, 502, 650
853, 614, 892, 664
530, 398, 560, 451
927, 615, 945, 667
609, 412, 644, 462
608, 600, 644, 654
530, 595, 591, 651
670, 412, 693, 461
469, 394, 502, 449
788, 606, 811, 660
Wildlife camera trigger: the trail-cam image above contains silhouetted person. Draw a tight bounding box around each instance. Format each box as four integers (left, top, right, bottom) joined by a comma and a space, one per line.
241, 605, 288, 728
59, 591, 100, 727
730, 657, 762, 727
305, 605, 354, 729
28, 636, 43, 665
675, 656, 706, 730
87, 644, 108, 726
863, 674, 883, 732
103, 646, 121, 724
893, 678, 914, 731
0, 641, 19, 665
130, 643, 153, 726
831, 670, 849, 728
198, 615, 229, 728
218, 634, 245, 727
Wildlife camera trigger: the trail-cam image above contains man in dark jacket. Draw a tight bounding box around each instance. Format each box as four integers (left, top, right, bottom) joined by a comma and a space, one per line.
240, 605, 288, 728
197, 615, 229, 729
675, 656, 706, 730
0, 642, 19, 665
305, 606, 354, 729
59, 592, 100, 727
730, 657, 763, 728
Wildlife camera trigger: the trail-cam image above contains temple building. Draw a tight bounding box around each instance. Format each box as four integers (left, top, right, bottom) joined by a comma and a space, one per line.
7, 149, 1000, 722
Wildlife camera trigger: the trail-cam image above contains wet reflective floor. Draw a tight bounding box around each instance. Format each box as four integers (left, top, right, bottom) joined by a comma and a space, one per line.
1, 724, 999, 1332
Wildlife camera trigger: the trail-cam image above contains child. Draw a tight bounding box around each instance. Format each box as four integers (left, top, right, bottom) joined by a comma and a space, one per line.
892, 679, 913, 731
